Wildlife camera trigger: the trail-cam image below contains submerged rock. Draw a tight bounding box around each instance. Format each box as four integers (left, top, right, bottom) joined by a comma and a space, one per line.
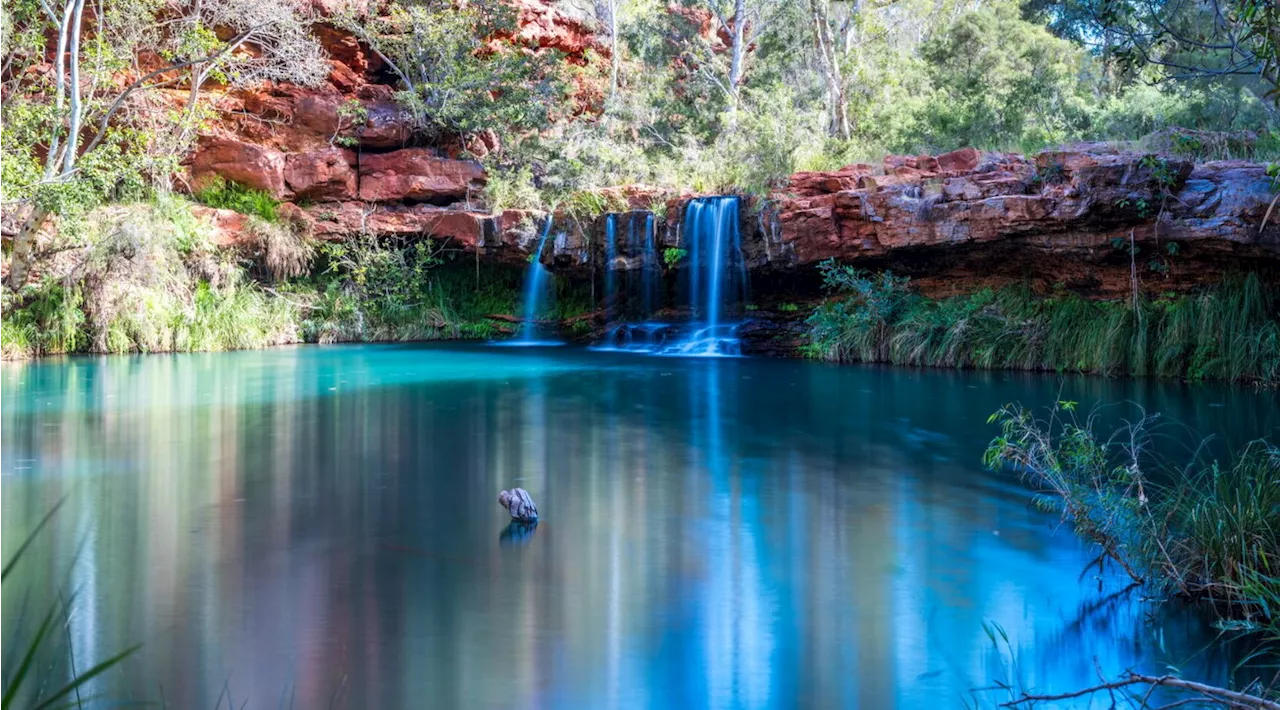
498, 488, 539, 522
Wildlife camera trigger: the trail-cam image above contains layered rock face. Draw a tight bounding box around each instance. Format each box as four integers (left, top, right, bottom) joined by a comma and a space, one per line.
190, 0, 607, 262
770, 148, 1280, 297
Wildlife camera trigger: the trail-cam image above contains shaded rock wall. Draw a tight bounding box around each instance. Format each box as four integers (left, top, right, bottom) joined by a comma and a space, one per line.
767, 148, 1279, 297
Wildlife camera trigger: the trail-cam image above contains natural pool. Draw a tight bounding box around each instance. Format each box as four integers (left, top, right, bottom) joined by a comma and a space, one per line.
2, 344, 1277, 708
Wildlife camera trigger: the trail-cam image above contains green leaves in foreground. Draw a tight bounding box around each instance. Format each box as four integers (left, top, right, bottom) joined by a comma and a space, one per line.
2, 496, 141, 710
983, 401, 1280, 633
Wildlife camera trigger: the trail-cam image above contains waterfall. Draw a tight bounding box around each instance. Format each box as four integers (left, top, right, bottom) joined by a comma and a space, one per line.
670, 196, 746, 356
504, 216, 561, 346
642, 213, 657, 318
604, 214, 618, 324
591, 197, 745, 357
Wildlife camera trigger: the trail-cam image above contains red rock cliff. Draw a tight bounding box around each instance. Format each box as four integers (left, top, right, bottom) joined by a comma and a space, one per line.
767, 147, 1279, 297
190, 0, 607, 260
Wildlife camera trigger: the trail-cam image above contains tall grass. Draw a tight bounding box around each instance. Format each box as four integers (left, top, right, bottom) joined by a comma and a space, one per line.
985, 402, 1280, 635
0, 317, 35, 360
3, 498, 142, 709
805, 262, 1280, 383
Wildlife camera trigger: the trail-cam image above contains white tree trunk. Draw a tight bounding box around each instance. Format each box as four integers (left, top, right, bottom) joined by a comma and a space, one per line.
44, 0, 75, 179
609, 0, 619, 100
5, 207, 50, 291
809, 0, 850, 140
727, 0, 746, 115
62, 0, 87, 174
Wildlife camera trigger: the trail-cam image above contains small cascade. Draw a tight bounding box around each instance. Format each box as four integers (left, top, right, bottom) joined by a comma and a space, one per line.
594, 322, 679, 352
501, 216, 562, 346
604, 214, 618, 324
590, 197, 746, 357
672, 196, 747, 356
641, 213, 658, 318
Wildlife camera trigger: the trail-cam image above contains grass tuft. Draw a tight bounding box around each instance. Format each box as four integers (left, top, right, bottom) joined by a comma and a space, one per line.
805, 261, 1280, 384
984, 402, 1280, 634
193, 176, 280, 222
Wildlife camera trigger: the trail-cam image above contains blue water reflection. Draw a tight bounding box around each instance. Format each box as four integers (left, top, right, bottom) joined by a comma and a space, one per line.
2, 344, 1276, 708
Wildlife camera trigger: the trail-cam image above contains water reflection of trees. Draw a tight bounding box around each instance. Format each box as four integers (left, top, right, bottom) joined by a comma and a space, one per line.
0, 350, 1273, 707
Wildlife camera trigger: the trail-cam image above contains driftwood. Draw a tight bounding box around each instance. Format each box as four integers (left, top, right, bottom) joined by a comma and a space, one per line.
1000, 672, 1280, 709
498, 488, 538, 522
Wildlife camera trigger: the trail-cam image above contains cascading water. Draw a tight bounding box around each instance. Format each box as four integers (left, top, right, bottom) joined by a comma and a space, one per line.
669, 196, 746, 356
501, 216, 562, 346
604, 214, 618, 324
641, 213, 658, 318
593, 196, 746, 357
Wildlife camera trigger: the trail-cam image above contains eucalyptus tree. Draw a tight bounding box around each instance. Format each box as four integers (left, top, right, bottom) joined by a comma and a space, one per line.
2, 0, 327, 290
340, 0, 565, 142
683, 0, 790, 118
1029, 0, 1279, 104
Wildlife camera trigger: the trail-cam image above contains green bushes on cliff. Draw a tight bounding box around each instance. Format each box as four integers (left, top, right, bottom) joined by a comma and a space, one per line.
804, 260, 1280, 383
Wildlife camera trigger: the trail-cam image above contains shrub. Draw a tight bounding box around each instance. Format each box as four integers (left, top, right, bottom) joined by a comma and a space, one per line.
985, 401, 1279, 629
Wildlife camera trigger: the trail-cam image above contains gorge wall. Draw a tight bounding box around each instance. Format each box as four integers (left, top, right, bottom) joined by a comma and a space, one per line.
187, 3, 1280, 303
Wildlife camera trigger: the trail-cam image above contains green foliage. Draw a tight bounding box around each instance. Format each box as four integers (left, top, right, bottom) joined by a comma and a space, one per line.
913, 4, 1093, 152
3, 499, 142, 709
0, 317, 35, 360
561, 189, 628, 222
304, 236, 460, 342
483, 165, 545, 212
984, 402, 1279, 631
14, 278, 87, 353
1, 200, 305, 358
176, 280, 299, 352
353, 0, 567, 141
193, 176, 280, 222
805, 263, 1280, 383
663, 248, 688, 268
333, 98, 370, 148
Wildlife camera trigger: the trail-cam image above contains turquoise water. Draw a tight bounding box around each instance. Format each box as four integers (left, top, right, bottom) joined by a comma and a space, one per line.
2, 344, 1277, 708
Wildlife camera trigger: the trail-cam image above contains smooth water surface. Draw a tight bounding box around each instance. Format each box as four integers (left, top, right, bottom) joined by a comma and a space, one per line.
3, 345, 1277, 708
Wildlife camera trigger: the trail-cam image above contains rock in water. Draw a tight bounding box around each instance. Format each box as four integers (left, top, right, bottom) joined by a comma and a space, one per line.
498, 488, 538, 522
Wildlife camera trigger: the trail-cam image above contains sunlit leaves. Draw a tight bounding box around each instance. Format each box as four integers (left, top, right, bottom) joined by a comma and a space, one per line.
354, 0, 567, 140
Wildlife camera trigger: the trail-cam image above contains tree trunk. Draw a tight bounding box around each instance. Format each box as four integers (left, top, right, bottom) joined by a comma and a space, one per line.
6, 206, 51, 291
44, 0, 76, 179
809, 0, 850, 139
727, 0, 746, 116
609, 0, 619, 100
62, 0, 87, 173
